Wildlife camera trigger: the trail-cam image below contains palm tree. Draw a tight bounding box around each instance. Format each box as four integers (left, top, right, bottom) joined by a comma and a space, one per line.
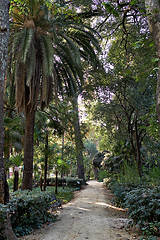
9, 0, 55, 190
9, 0, 100, 189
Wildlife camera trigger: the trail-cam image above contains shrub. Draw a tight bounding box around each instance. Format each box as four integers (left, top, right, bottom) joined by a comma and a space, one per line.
124, 186, 160, 236
0, 186, 78, 238
147, 167, 160, 187
109, 179, 160, 237
9, 189, 56, 237
66, 178, 83, 188
0, 205, 8, 240
98, 170, 108, 182
109, 180, 134, 207
103, 177, 111, 187
118, 162, 141, 185
46, 177, 83, 188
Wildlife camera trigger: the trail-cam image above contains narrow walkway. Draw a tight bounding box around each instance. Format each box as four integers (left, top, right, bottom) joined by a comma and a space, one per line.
21, 181, 137, 240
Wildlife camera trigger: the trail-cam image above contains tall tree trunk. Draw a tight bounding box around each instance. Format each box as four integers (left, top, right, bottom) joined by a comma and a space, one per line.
145, 0, 160, 129
61, 132, 64, 178
128, 121, 137, 165
134, 117, 142, 177
44, 132, 48, 191
13, 168, 19, 192
0, 1, 17, 239
71, 96, 85, 181
55, 170, 58, 194
21, 110, 35, 190
4, 130, 10, 178
0, 0, 10, 205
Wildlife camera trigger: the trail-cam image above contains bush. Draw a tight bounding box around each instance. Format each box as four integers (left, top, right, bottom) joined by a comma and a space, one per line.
98, 170, 108, 182
0, 205, 8, 240
124, 186, 160, 236
109, 180, 160, 237
103, 177, 111, 187
109, 180, 135, 207
9, 188, 56, 237
66, 178, 83, 188
118, 162, 141, 185
146, 167, 160, 187
47, 177, 83, 188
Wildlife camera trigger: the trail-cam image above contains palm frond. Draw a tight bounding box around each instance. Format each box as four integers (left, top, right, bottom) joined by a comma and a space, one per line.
15, 62, 25, 113
22, 28, 35, 64
25, 41, 36, 87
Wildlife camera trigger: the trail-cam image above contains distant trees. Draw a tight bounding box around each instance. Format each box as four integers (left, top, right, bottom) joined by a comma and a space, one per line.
89, 9, 158, 176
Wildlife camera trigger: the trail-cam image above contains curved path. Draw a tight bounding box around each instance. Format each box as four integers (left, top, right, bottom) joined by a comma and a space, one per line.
20, 181, 138, 240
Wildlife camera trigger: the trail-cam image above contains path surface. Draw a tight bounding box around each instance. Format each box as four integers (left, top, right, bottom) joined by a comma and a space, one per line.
19, 181, 138, 240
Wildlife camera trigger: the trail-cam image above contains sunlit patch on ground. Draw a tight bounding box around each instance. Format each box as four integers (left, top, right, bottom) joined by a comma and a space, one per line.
95, 201, 127, 212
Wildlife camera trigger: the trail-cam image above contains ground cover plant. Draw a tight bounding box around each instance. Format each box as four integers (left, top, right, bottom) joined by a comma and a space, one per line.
0, 186, 79, 238
107, 172, 160, 239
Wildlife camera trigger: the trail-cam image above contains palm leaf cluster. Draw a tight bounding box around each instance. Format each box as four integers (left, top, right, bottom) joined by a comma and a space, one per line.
9, 0, 100, 112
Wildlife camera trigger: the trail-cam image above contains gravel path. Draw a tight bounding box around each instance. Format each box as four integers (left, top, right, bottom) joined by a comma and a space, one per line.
19, 180, 138, 240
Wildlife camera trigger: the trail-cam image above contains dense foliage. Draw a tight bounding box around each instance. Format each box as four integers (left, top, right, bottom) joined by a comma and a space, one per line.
109, 180, 160, 238
0, 185, 79, 238
0, 0, 160, 239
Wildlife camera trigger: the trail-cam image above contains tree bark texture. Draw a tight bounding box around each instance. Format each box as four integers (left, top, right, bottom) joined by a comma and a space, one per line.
0, 1, 17, 239
0, 0, 9, 204
44, 132, 48, 191
13, 169, 19, 192
55, 170, 58, 194
72, 96, 85, 180
21, 110, 35, 190
0, 210, 17, 240
145, 0, 160, 129
134, 116, 142, 177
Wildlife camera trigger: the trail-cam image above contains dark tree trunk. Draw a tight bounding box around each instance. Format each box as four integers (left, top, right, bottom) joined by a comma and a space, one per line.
13, 169, 19, 192
93, 166, 99, 180
44, 132, 48, 191
4, 130, 10, 178
0, 1, 17, 239
145, 1, 160, 130
40, 176, 43, 191
128, 122, 137, 164
71, 96, 85, 181
134, 117, 142, 177
61, 132, 64, 178
0, 210, 17, 240
22, 110, 35, 190
55, 170, 58, 194
0, 0, 10, 205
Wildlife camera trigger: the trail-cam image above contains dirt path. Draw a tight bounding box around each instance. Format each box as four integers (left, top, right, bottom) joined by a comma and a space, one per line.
19, 180, 138, 240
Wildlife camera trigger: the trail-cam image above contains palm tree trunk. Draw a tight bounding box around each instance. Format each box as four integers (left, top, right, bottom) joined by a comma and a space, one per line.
145, 1, 160, 130
71, 96, 85, 181
22, 110, 35, 190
